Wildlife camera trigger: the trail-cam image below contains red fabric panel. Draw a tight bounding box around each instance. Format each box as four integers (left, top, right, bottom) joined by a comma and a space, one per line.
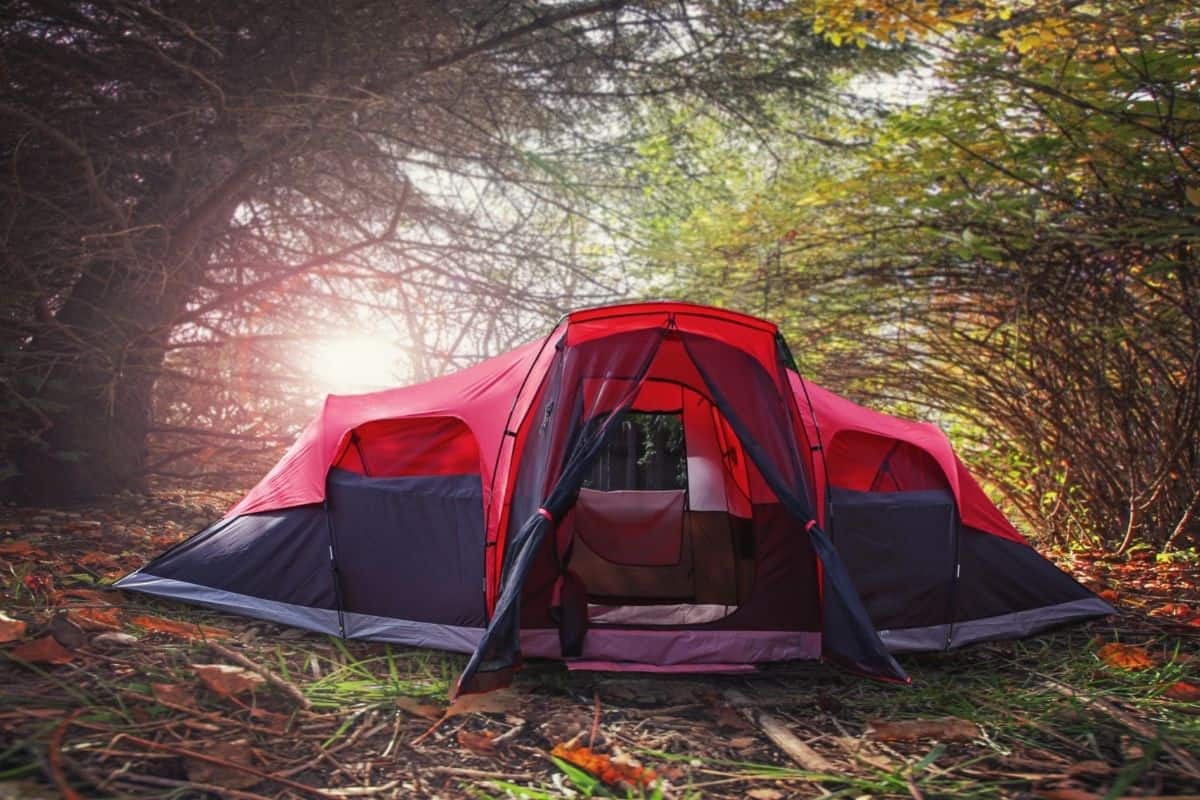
573, 488, 685, 566
334, 416, 481, 477
788, 372, 1026, 544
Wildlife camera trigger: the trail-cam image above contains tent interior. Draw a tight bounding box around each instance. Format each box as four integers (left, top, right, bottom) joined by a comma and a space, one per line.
517, 334, 822, 649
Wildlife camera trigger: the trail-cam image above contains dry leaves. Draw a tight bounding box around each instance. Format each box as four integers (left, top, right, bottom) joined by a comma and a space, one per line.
1163, 681, 1200, 702
68, 606, 122, 631
395, 696, 443, 721
447, 689, 520, 718
868, 717, 980, 742
129, 614, 231, 641
457, 729, 498, 756
550, 743, 656, 790
192, 663, 266, 697
0, 611, 27, 643
184, 740, 261, 790
10, 635, 74, 665
1096, 642, 1155, 671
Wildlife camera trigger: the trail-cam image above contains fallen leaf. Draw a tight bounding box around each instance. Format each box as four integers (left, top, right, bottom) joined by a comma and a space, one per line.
447, 689, 520, 718
9, 635, 74, 665
192, 663, 266, 697
1163, 681, 1200, 702
551, 743, 656, 789
1149, 602, 1192, 618
0, 541, 43, 558
396, 696, 443, 721
728, 736, 758, 749
68, 606, 122, 631
152, 683, 197, 708
868, 717, 980, 742
1097, 588, 1119, 603
130, 615, 231, 641
63, 588, 119, 605
184, 740, 261, 790
714, 704, 753, 731
1097, 642, 1155, 671
77, 551, 118, 567
457, 729, 498, 756
0, 612, 27, 643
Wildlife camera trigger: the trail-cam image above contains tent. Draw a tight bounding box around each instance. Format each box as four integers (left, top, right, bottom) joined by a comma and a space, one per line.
118, 302, 1111, 694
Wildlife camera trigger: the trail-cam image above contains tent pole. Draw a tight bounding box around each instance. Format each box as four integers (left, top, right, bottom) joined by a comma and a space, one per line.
324, 498, 347, 639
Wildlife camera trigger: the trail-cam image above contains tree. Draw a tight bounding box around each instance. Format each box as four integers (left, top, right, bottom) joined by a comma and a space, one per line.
632, 1, 1200, 550
1, 0, 850, 503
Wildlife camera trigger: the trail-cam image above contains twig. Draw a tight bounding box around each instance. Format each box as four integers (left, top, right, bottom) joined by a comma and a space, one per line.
1041, 676, 1200, 779
49, 709, 85, 800
325, 781, 402, 796
425, 766, 538, 780
110, 733, 333, 798
723, 688, 836, 774
207, 640, 312, 709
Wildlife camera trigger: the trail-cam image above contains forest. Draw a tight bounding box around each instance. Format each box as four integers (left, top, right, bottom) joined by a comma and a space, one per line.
1, 1, 1197, 798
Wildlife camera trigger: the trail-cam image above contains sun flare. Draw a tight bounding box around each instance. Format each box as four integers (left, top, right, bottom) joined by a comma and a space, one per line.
307, 335, 404, 394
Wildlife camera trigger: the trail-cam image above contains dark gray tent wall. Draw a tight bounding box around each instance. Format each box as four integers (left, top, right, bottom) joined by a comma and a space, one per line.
829, 489, 1112, 652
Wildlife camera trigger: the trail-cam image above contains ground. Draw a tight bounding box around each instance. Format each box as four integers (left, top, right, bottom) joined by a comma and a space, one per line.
0, 490, 1198, 799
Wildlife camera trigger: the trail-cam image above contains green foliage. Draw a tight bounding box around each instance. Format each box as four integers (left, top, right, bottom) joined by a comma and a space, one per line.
631, 1, 1200, 551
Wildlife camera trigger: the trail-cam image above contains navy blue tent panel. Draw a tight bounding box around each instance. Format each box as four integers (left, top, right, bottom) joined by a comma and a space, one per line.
327, 468, 486, 627
139, 506, 337, 610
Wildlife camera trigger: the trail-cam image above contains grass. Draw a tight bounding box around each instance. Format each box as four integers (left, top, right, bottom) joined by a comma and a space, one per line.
0, 489, 1198, 798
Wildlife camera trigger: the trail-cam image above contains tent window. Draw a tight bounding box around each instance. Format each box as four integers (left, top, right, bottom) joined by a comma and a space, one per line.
583, 412, 687, 491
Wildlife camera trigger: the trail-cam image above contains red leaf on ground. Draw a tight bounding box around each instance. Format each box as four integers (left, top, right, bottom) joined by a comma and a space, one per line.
77, 551, 118, 567
0, 612, 27, 643
551, 743, 656, 789
457, 730, 498, 756
22, 574, 52, 595
129, 615, 231, 641
68, 607, 122, 631
192, 663, 266, 697
1097, 642, 1155, 671
0, 540, 44, 558
1163, 681, 1200, 702
10, 635, 74, 665
1149, 602, 1192, 618
1097, 588, 1119, 603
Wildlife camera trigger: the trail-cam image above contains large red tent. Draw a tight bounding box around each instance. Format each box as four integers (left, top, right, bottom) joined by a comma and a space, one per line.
120, 302, 1111, 693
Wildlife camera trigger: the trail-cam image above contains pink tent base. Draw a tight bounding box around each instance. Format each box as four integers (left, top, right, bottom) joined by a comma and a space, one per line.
565, 660, 757, 674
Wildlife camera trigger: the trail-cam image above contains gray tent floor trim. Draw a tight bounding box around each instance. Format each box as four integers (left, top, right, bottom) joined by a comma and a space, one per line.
114, 573, 483, 653
878, 596, 1115, 653
115, 574, 1114, 661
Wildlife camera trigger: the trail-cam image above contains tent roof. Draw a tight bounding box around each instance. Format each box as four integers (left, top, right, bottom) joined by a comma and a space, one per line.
226, 301, 1025, 547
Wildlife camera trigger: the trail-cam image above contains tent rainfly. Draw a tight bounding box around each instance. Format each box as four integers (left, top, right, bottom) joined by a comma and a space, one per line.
119, 302, 1112, 695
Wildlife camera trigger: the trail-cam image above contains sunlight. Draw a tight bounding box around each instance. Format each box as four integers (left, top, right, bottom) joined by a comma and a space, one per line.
307, 334, 404, 394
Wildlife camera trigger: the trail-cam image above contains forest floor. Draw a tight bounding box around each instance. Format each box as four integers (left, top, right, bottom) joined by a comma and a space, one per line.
0, 490, 1198, 799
